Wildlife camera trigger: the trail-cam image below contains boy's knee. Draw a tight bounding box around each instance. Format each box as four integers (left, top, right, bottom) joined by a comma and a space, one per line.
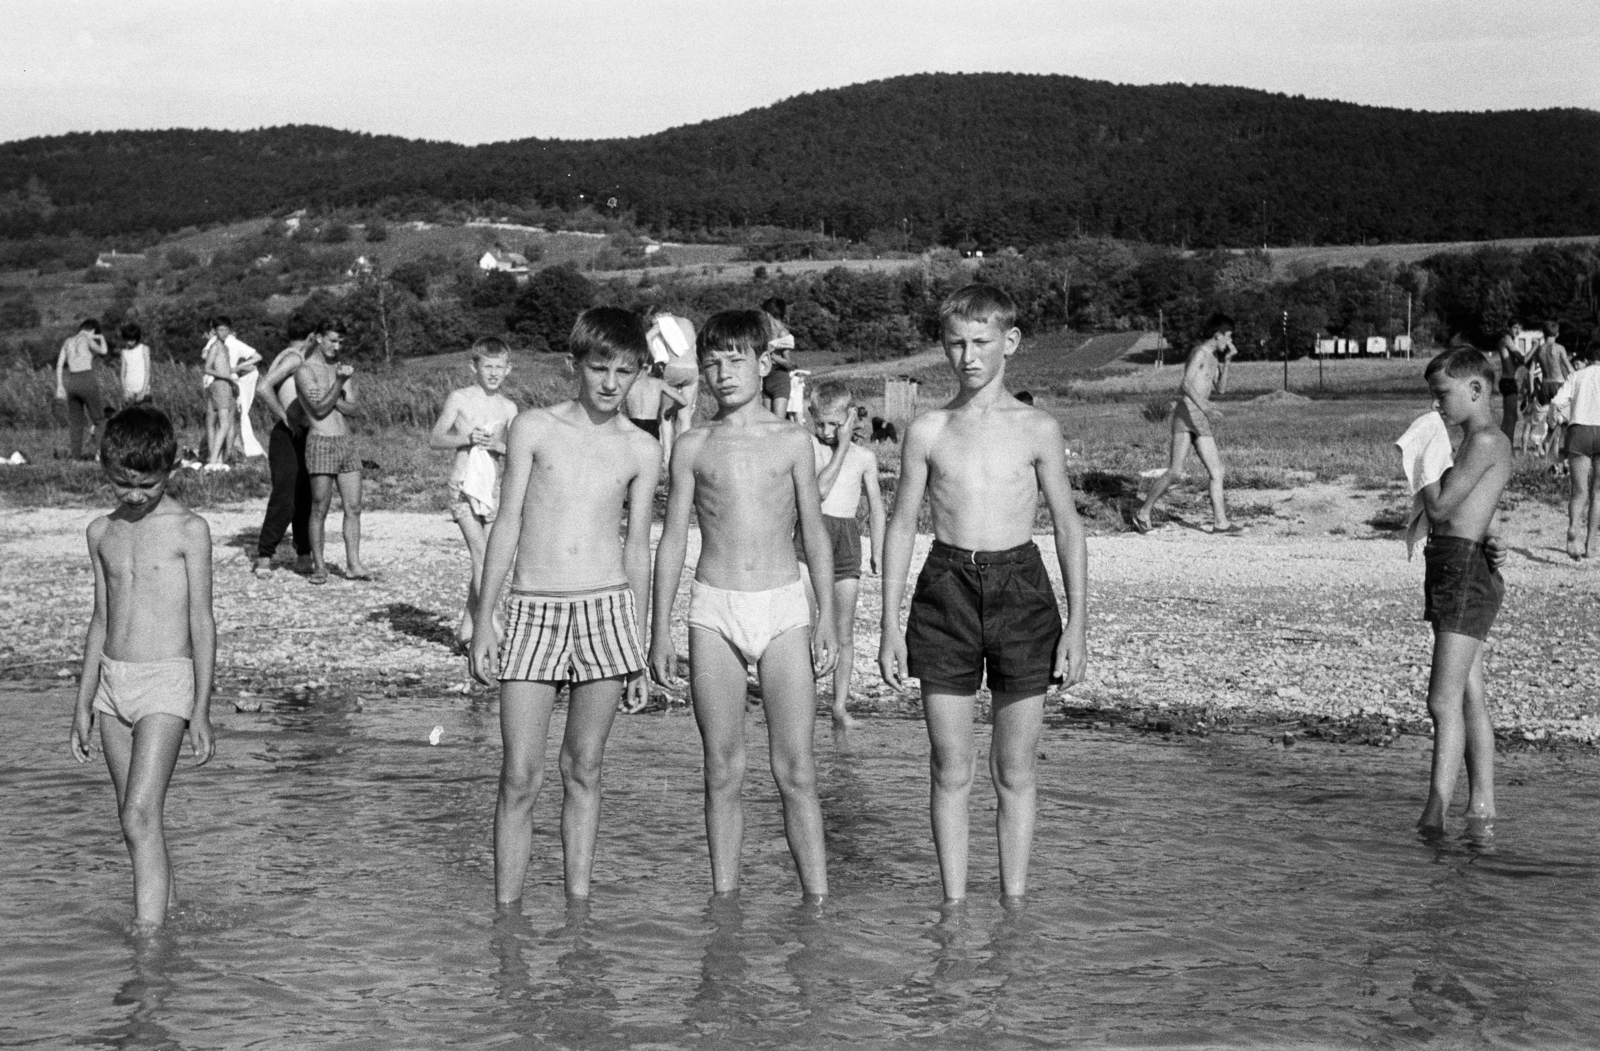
558, 744, 604, 791
703, 748, 746, 793
498, 763, 544, 807
929, 751, 976, 793
118, 798, 162, 843
990, 758, 1038, 798
770, 755, 817, 799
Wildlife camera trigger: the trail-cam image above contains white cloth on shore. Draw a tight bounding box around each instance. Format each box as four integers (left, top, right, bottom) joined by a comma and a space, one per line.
1552, 364, 1600, 426
201, 335, 265, 457
1394, 410, 1452, 559
460, 446, 499, 520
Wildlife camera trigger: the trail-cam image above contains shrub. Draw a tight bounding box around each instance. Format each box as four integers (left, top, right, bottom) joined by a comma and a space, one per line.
507, 265, 595, 353
364, 220, 389, 243
166, 247, 199, 270
0, 291, 41, 332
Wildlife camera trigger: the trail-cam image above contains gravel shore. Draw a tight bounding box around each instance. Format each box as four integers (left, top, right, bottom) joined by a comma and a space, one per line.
3, 483, 1596, 746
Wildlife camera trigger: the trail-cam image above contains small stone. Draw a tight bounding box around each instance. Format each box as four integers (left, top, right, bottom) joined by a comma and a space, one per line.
428, 725, 444, 746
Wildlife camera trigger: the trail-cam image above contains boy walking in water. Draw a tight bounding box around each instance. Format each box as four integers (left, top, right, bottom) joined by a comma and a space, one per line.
70, 406, 216, 930
295, 322, 370, 584
798, 380, 886, 730
1416, 347, 1512, 831
430, 338, 519, 648
650, 309, 839, 899
1135, 313, 1239, 534
880, 284, 1088, 902
469, 308, 660, 904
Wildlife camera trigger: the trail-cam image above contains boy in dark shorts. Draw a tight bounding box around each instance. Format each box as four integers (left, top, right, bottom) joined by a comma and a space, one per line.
879, 284, 1089, 902
1416, 347, 1513, 832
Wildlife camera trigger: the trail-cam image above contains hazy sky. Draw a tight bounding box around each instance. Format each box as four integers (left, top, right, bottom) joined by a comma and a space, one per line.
4, 0, 1596, 145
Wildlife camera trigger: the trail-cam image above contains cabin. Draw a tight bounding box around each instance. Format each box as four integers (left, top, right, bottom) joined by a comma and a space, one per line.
477, 249, 531, 274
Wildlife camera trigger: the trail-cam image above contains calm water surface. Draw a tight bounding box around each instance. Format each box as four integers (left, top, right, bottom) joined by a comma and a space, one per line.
3, 687, 1598, 1049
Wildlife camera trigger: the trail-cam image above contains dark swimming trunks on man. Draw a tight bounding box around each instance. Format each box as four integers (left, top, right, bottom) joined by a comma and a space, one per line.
1423, 535, 1504, 642
905, 540, 1061, 694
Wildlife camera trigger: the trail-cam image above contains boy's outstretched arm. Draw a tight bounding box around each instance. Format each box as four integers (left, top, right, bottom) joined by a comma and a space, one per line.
621, 438, 662, 710
864, 449, 886, 574
470, 413, 535, 686
70, 521, 110, 762
649, 433, 698, 687
791, 434, 838, 676
428, 391, 468, 450
1036, 419, 1089, 688
184, 515, 217, 764
879, 419, 932, 688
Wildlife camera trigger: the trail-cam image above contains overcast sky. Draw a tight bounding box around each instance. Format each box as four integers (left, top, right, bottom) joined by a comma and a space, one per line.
4, 0, 1596, 145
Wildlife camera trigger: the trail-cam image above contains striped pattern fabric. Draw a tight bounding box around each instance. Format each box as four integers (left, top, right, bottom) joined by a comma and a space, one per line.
497, 586, 645, 683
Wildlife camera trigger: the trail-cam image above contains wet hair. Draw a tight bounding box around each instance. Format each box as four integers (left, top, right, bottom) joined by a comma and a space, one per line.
1202, 313, 1235, 339
100, 405, 177, 474
697, 310, 770, 362
78, 318, 102, 334
760, 297, 787, 322
1424, 346, 1495, 386
285, 316, 313, 341
809, 380, 852, 413
470, 336, 511, 362
118, 322, 142, 343
1015, 390, 1034, 405
568, 306, 649, 366
939, 283, 1017, 331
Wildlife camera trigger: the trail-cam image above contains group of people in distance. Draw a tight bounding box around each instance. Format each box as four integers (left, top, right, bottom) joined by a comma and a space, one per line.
64, 279, 1538, 933
53, 319, 152, 460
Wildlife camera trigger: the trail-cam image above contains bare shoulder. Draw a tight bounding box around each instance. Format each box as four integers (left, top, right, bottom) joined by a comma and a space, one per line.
86, 514, 111, 546
176, 506, 213, 546
1463, 426, 1513, 467
904, 408, 949, 444
1019, 403, 1066, 442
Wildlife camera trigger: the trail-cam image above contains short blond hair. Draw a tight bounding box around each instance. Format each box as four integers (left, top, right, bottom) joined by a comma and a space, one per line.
808, 380, 851, 413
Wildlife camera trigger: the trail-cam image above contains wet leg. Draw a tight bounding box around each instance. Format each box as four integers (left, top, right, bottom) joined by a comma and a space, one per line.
1588, 460, 1600, 556
757, 627, 828, 897
690, 627, 750, 894
923, 688, 977, 901
1193, 436, 1230, 529
335, 469, 365, 576
1461, 647, 1496, 819
990, 691, 1045, 899
101, 714, 186, 927
557, 677, 623, 897
495, 680, 558, 904
454, 513, 489, 645
831, 577, 861, 729
307, 474, 335, 580
1419, 631, 1480, 829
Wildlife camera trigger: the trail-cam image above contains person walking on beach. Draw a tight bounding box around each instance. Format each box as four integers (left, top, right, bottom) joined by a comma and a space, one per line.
117, 323, 152, 407
1134, 313, 1239, 534
251, 318, 316, 577
1415, 348, 1512, 832
1551, 343, 1600, 561
761, 297, 797, 420
430, 337, 519, 648
1533, 322, 1574, 465
54, 319, 110, 459
650, 309, 838, 900
294, 321, 369, 584
469, 308, 660, 904
1495, 323, 1528, 443
69, 405, 216, 930
879, 283, 1088, 902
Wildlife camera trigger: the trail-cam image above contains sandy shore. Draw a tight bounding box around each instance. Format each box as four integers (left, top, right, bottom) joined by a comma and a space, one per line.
3, 484, 1597, 745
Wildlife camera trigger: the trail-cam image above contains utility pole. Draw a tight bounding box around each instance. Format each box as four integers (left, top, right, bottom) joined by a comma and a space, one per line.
1282, 310, 1290, 391
1406, 292, 1413, 358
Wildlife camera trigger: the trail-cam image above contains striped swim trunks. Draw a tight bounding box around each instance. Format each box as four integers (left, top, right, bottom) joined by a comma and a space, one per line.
497, 583, 645, 683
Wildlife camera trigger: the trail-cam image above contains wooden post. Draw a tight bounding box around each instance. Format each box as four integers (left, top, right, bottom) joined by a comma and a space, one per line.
884, 377, 919, 423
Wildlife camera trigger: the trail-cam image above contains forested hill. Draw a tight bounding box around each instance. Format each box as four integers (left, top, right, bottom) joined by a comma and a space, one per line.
3, 73, 1597, 248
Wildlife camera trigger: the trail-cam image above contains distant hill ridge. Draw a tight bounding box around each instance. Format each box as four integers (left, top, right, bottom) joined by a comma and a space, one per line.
2, 73, 1597, 247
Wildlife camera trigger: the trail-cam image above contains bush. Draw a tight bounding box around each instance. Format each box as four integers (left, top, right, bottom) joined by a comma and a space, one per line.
166, 247, 199, 270
321, 222, 352, 244
507, 265, 595, 353
364, 220, 389, 243
0, 291, 41, 332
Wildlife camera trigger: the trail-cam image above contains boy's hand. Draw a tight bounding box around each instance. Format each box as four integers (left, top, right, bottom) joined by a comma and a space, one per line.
189, 713, 215, 765
648, 639, 678, 688
469, 629, 499, 686
878, 630, 908, 689
1485, 534, 1509, 570
335, 364, 355, 379
469, 426, 495, 448
812, 621, 839, 679
70, 708, 94, 762
619, 673, 649, 714
1053, 625, 1088, 689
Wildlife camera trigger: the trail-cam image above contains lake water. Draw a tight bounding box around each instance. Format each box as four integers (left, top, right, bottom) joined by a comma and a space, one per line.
4, 686, 1599, 1050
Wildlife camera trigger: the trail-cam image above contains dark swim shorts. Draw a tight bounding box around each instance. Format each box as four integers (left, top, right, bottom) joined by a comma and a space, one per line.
1566, 424, 1600, 459
795, 514, 862, 581
905, 540, 1062, 694
1423, 535, 1504, 642
630, 417, 661, 440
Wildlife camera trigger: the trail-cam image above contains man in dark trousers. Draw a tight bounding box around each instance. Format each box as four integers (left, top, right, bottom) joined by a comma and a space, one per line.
251, 318, 315, 576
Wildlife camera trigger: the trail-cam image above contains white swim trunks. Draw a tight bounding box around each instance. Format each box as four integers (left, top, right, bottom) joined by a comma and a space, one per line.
91, 655, 196, 726
687, 579, 810, 665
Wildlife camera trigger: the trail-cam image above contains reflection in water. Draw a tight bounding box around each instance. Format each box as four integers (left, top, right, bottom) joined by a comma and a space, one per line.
98, 930, 182, 1051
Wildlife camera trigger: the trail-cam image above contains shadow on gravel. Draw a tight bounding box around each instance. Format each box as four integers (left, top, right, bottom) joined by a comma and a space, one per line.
367, 602, 457, 649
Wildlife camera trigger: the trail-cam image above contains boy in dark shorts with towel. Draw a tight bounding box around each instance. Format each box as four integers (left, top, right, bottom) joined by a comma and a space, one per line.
1417, 347, 1513, 832
879, 284, 1089, 902
469, 308, 661, 905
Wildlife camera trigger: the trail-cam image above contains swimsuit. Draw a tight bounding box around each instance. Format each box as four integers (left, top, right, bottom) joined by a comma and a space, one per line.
498, 584, 645, 683
92, 656, 196, 726
306, 434, 362, 475
1423, 535, 1504, 642
795, 515, 862, 581
687, 579, 810, 665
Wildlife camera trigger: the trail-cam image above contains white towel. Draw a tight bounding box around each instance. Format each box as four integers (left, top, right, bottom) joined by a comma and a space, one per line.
1394, 411, 1452, 559
460, 446, 499, 520
235, 368, 265, 458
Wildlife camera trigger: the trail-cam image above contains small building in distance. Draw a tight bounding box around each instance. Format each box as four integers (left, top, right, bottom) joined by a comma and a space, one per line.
478, 249, 532, 274
1366, 336, 1388, 356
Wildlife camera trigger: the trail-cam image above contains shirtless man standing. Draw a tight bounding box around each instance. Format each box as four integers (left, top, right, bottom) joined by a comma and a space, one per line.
294, 322, 368, 584
1135, 313, 1239, 534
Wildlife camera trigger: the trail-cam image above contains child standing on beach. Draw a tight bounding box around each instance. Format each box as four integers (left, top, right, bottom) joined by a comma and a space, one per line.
430, 337, 519, 648
469, 308, 660, 905
69, 406, 216, 930
798, 381, 885, 730
1416, 347, 1513, 831
649, 309, 838, 899
879, 283, 1088, 902
118, 323, 152, 406
295, 322, 370, 585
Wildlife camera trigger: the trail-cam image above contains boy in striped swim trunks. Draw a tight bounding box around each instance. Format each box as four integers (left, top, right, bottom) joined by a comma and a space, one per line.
469, 308, 662, 906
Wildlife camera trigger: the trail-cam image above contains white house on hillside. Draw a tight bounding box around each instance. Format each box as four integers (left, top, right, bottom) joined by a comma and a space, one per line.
478, 249, 531, 274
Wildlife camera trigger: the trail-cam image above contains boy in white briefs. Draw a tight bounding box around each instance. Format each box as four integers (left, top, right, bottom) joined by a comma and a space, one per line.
430, 337, 519, 648
649, 309, 839, 899
796, 381, 886, 729
70, 406, 217, 931
469, 308, 661, 906
118, 322, 152, 406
